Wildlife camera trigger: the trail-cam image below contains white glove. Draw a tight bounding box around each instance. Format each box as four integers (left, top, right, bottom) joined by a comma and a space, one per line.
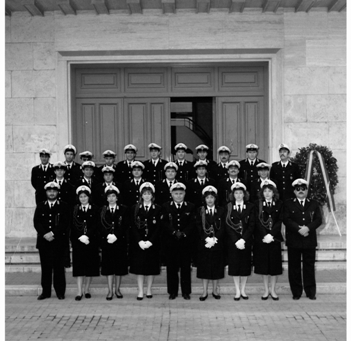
263, 234, 274, 244
205, 237, 212, 243
205, 242, 212, 248
107, 234, 117, 244
79, 235, 89, 244
144, 241, 153, 249
138, 241, 147, 250
235, 238, 245, 250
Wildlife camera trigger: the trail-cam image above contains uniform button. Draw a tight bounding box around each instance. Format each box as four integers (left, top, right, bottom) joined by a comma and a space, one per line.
177, 219, 180, 221
49, 214, 52, 216
49, 220, 51, 222
283, 187, 285, 190
302, 212, 305, 214
282, 182, 285, 184
282, 176, 285, 178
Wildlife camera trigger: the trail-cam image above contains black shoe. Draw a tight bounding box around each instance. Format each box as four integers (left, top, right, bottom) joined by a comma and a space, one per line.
106, 294, 113, 301
270, 294, 279, 301
85, 293, 91, 299
293, 295, 301, 300
234, 296, 240, 301
57, 295, 65, 300
241, 294, 249, 300
146, 295, 153, 299
37, 294, 50, 300
261, 295, 269, 300
183, 294, 191, 300
212, 293, 221, 300
115, 291, 123, 299
75, 295, 83, 301
308, 295, 316, 300
137, 296, 143, 301
169, 294, 177, 300
199, 294, 208, 301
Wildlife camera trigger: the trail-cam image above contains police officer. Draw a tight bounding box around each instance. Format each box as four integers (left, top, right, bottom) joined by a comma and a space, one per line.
195, 144, 216, 178
33, 182, 69, 300
162, 183, 196, 300
52, 161, 75, 208
79, 151, 93, 162
283, 179, 322, 300
124, 161, 146, 207
174, 143, 194, 182
270, 144, 301, 202
143, 143, 168, 184
116, 144, 138, 183
250, 162, 274, 202
75, 161, 99, 204
239, 144, 266, 196
211, 146, 231, 183
155, 162, 179, 206
96, 150, 117, 182
31, 148, 55, 205
63, 144, 81, 186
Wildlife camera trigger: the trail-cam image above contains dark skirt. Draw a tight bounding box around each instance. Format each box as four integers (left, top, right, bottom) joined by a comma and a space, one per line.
72, 240, 100, 277
227, 241, 252, 276
196, 242, 225, 280
129, 242, 161, 276
253, 241, 283, 276
101, 239, 128, 276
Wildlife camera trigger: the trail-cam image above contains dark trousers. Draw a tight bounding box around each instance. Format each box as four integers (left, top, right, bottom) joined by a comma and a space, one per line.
39, 245, 66, 297
166, 248, 192, 296
287, 247, 316, 297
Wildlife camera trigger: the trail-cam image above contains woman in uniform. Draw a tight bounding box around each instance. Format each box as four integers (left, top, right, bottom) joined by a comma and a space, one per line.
225, 182, 255, 301
71, 185, 100, 301
129, 182, 163, 300
196, 186, 226, 301
254, 179, 283, 300
100, 184, 129, 300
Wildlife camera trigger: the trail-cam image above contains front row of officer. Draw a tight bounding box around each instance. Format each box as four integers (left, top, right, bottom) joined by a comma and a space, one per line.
33, 177, 321, 302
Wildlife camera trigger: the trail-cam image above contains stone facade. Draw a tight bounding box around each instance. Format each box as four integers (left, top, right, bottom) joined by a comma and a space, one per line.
5, 9, 346, 237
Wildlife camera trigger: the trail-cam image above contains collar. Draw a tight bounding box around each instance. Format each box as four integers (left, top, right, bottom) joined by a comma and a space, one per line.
81, 204, 89, 210
109, 204, 118, 210
265, 199, 273, 203
220, 162, 228, 167
55, 178, 64, 183
174, 201, 183, 207
235, 200, 244, 206
152, 158, 159, 165
281, 161, 289, 166
48, 200, 57, 206
207, 206, 215, 211
167, 179, 175, 185
260, 177, 268, 182
134, 178, 142, 184
197, 177, 206, 183
177, 160, 185, 165
247, 158, 257, 164
84, 177, 92, 183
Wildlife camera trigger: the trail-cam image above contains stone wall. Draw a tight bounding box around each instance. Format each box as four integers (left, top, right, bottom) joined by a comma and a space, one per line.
5, 9, 346, 237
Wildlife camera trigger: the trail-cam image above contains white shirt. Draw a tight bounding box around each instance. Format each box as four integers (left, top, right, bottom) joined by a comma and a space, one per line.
281, 161, 289, 167
197, 177, 206, 184
221, 162, 228, 168
207, 206, 215, 215
235, 200, 244, 206
81, 204, 89, 211
299, 198, 306, 206
152, 159, 159, 166
84, 177, 92, 184
109, 204, 117, 211
174, 202, 183, 208
48, 200, 57, 207
166, 179, 175, 187
229, 177, 238, 183
248, 158, 257, 166
260, 177, 268, 182
55, 178, 64, 185
134, 178, 142, 185
177, 160, 184, 166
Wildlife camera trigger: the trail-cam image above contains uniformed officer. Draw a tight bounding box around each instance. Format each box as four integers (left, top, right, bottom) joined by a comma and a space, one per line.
52, 161, 75, 208
63, 144, 81, 186
79, 151, 93, 162
31, 148, 55, 205
123, 161, 146, 207
33, 182, 69, 300
143, 143, 168, 184
239, 144, 266, 196
195, 144, 216, 178
155, 162, 179, 206
75, 161, 99, 204
212, 146, 231, 183
217, 160, 246, 207
116, 144, 138, 183
162, 183, 196, 300
250, 162, 275, 202
174, 143, 194, 182
270, 144, 301, 202
96, 150, 117, 182
283, 179, 322, 300
186, 160, 216, 209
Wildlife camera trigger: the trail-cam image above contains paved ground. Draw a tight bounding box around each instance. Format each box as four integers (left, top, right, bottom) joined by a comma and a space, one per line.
6, 294, 346, 341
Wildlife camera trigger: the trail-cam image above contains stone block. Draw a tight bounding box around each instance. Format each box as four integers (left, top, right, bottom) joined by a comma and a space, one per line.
306, 95, 346, 123
33, 98, 56, 125
11, 12, 55, 43
14, 181, 36, 208
5, 43, 33, 71
284, 67, 329, 95
6, 153, 36, 181
283, 38, 306, 67
334, 176, 346, 203
328, 67, 346, 94
33, 43, 56, 70
306, 39, 346, 67
6, 16, 11, 42
284, 95, 307, 123
328, 122, 346, 150
5, 181, 15, 208
34, 71, 56, 98
6, 126, 13, 152
11, 71, 34, 98
13, 126, 57, 153
285, 122, 329, 148
5, 71, 11, 98
319, 203, 346, 235
6, 98, 34, 125
327, 12, 346, 41
6, 208, 37, 238
331, 150, 346, 177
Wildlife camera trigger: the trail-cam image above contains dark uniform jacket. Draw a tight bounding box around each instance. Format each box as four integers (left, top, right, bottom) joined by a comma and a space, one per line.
217, 177, 246, 207
75, 178, 100, 205
195, 159, 217, 179
33, 200, 69, 249
250, 177, 277, 203
239, 158, 266, 194
31, 164, 55, 204
212, 163, 230, 184
175, 160, 194, 182
270, 161, 301, 201
123, 178, 146, 207
116, 160, 134, 183
53, 178, 76, 208
155, 179, 178, 206
283, 198, 322, 249
64, 161, 82, 186
143, 159, 168, 184
186, 177, 216, 208
95, 181, 124, 208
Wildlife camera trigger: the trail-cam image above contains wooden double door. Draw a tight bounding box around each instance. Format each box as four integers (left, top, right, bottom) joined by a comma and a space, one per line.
72, 64, 268, 164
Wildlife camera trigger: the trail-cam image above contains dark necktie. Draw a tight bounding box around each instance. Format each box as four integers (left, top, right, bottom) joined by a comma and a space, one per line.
136, 180, 139, 186
83, 206, 86, 212
111, 207, 114, 214
237, 205, 241, 213
59, 180, 62, 186
169, 181, 173, 188
283, 164, 286, 168
145, 206, 149, 212
209, 209, 213, 216
268, 202, 271, 207
50, 203, 53, 209
200, 180, 204, 186
177, 204, 181, 210
67, 165, 71, 170
300, 201, 304, 207
232, 179, 235, 184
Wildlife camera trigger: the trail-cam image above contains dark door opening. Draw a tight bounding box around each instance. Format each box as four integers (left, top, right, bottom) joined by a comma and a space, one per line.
170, 97, 213, 162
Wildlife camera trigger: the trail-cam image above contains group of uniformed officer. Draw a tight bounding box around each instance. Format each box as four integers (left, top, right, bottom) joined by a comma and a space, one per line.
32, 141, 322, 301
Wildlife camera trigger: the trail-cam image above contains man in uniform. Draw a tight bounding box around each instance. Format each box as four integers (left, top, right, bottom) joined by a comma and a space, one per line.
155, 162, 179, 205
79, 151, 93, 162
33, 182, 69, 300
212, 146, 231, 183
63, 144, 81, 186
116, 144, 138, 183
195, 144, 216, 178
174, 143, 193, 182
283, 179, 322, 300
143, 143, 168, 184
96, 150, 117, 182
239, 144, 266, 197
162, 183, 196, 300
75, 161, 99, 204
96, 166, 123, 207
124, 161, 146, 207
270, 144, 301, 202
31, 148, 55, 205
250, 162, 274, 202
